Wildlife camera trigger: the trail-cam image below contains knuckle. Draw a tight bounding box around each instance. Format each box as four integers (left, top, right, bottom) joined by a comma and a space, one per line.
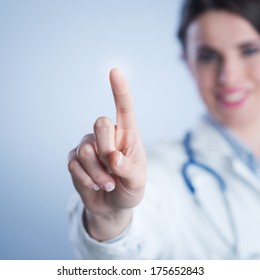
67, 148, 76, 162
81, 133, 95, 143
94, 116, 113, 129
77, 143, 94, 160
117, 106, 133, 114
67, 159, 78, 174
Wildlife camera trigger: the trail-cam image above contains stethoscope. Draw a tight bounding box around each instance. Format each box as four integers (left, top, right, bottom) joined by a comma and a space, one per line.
181, 131, 239, 258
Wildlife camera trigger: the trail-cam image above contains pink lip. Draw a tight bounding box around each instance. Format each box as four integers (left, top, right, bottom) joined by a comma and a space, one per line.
216, 87, 249, 108
217, 87, 245, 95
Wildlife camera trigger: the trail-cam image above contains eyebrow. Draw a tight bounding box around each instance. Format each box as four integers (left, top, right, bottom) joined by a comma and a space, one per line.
196, 45, 218, 53
196, 39, 260, 53
238, 40, 260, 49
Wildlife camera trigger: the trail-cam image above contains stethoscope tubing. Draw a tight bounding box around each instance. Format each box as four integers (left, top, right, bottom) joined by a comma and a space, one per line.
182, 131, 239, 258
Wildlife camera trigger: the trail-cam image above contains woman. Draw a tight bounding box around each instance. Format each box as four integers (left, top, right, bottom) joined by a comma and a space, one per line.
68, 0, 260, 259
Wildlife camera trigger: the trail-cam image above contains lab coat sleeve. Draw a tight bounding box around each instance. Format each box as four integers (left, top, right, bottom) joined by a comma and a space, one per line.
68, 194, 142, 259
68, 185, 167, 259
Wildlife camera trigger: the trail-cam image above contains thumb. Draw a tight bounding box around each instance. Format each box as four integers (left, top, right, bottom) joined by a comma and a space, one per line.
108, 150, 146, 189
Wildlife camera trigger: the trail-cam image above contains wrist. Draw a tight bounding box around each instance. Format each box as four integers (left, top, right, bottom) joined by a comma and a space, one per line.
83, 208, 133, 241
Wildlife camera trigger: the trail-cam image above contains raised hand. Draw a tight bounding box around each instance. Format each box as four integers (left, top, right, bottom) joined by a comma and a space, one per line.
68, 68, 146, 240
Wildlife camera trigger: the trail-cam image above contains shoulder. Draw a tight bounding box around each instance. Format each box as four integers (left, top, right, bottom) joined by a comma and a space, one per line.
146, 140, 186, 172
145, 116, 234, 184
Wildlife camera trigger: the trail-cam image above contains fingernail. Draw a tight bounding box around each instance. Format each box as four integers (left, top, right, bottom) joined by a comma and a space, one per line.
92, 184, 101, 191
104, 182, 115, 192
117, 151, 124, 167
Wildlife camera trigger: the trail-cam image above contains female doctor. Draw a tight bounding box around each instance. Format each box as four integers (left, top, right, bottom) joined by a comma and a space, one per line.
67, 0, 260, 259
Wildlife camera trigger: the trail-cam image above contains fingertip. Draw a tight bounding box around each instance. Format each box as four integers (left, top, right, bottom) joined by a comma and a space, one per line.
116, 151, 124, 167
110, 67, 122, 77
91, 184, 101, 191
104, 182, 115, 192
109, 68, 126, 86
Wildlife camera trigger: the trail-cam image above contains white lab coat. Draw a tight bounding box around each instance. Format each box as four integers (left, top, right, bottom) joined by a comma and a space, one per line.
68, 117, 260, 259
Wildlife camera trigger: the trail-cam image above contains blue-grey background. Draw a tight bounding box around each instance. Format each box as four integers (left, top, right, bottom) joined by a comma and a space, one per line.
0, 0, 204, 259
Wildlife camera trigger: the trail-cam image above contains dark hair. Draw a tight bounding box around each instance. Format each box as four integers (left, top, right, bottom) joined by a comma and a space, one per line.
178, 0, 260, 50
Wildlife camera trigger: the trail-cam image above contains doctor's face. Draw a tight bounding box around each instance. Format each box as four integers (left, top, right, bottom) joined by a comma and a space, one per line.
185, 11, 260, 128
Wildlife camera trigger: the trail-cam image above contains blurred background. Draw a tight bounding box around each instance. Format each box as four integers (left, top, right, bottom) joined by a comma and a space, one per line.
0, 0, 204, 259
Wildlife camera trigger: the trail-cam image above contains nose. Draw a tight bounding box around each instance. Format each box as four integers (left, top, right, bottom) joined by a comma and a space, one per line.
218, 56, 243, 86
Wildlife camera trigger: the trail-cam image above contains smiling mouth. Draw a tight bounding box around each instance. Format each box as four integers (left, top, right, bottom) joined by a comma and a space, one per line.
221, 91, 246, 102
217, 89, 248, 108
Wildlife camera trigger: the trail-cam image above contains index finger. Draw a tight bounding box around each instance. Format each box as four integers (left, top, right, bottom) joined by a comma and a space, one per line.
109, 68, 136, 130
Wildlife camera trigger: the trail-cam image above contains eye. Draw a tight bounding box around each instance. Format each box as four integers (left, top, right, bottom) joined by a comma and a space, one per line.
197, 51, 219, 63
242, 47, 260, 56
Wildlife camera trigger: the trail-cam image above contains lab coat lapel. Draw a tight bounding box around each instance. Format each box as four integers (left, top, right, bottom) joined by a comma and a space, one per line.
191, 117, 260, 191
230, 159, 260, 190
